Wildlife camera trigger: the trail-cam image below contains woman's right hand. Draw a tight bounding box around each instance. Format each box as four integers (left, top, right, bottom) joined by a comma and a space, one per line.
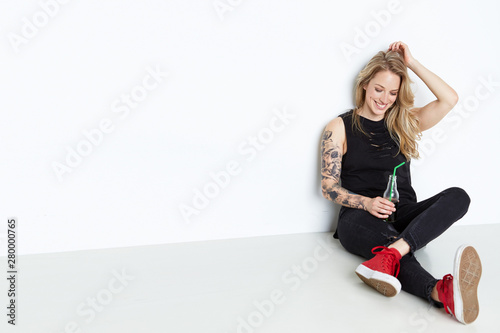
364, 196, 396, 219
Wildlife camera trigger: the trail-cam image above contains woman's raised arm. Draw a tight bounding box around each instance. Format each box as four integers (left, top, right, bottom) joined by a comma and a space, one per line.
389, 41, 459, 132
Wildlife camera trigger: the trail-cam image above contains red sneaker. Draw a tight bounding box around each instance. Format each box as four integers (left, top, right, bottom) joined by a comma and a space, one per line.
436, 245, 482, 324
355, 246, 402, 297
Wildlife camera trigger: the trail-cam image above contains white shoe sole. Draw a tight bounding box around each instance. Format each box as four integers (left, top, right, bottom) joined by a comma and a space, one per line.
453, 245, 482, 324
355, 264, 401, 297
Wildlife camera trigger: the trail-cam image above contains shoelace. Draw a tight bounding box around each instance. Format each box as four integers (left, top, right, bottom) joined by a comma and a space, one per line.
440, 274, 454, 314
372, 246, 401, 277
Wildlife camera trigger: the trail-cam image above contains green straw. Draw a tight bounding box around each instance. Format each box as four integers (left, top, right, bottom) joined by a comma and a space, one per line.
389, 162, 405, 200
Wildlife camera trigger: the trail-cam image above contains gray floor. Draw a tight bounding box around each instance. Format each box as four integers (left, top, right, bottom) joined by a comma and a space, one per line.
2, 224, 498, 332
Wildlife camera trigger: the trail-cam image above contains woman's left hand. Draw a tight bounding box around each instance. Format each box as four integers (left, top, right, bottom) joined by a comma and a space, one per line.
388, 41, 414, 67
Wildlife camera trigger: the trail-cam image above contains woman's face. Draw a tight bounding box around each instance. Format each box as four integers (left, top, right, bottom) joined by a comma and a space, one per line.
361, 70, 400, 120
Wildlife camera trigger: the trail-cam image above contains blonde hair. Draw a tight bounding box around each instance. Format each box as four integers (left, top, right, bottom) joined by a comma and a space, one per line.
353, 51, 421, 160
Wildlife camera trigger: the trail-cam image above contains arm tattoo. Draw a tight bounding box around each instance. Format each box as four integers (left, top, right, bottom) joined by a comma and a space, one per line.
321, 130, 366, 210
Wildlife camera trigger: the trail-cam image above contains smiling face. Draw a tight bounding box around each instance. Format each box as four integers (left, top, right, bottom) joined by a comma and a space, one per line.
360, 70, 401, 121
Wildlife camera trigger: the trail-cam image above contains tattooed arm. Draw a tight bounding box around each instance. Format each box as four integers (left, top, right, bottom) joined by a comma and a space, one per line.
321, 117, 395, 218
321, 118, 367, 209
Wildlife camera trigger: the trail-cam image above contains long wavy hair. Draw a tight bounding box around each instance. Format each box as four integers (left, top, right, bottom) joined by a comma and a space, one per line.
353, 51, 421, 160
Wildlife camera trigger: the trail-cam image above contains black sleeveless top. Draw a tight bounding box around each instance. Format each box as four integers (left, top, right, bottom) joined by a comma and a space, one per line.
339, 110, 417, 204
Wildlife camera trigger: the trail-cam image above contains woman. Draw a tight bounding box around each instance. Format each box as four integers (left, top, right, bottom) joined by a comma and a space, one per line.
321, 41, 482, 324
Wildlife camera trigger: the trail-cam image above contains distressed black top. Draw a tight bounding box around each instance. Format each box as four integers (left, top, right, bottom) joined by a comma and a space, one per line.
339, 110, 417, 204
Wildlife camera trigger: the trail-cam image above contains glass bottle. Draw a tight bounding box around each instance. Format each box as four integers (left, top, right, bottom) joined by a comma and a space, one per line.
383, 175, 399, 223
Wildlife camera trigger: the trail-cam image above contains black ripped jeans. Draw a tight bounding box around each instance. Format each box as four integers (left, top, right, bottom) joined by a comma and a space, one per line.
336, 187, 471, 306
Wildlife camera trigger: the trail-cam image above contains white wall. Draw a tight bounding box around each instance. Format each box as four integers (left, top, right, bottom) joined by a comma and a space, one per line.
1, 0, 499, 255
